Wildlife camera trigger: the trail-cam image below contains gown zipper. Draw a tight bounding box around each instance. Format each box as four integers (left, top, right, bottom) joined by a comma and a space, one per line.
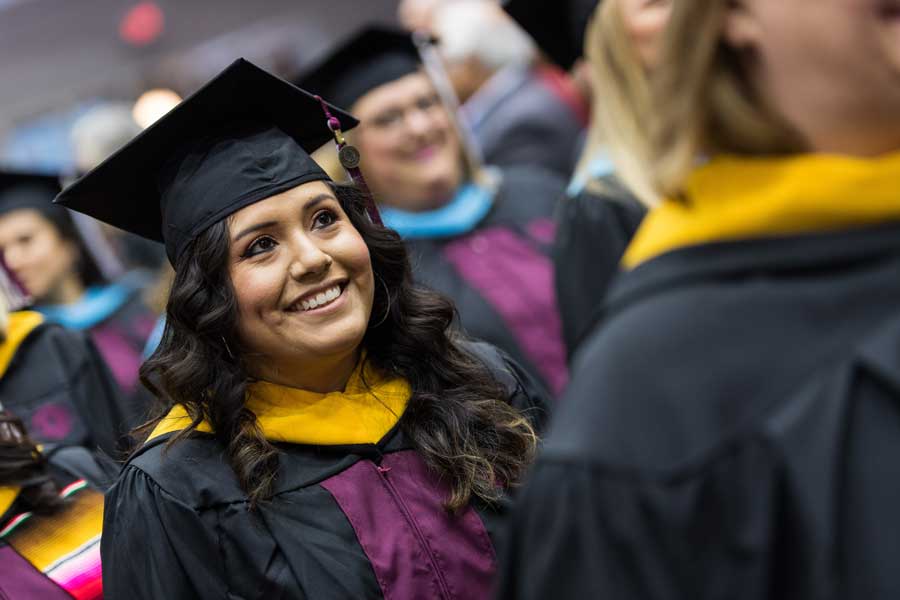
372, 462, 454, 600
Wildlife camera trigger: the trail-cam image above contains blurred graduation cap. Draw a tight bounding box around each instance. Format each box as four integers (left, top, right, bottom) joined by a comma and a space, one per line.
297, 26, 422, 109
55, 58, 359, 266
297, 26, 488, 180
502, 0, 601, 70
0, 171, 61, 216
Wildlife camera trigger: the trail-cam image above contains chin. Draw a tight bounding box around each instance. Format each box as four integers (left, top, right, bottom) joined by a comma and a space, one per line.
302, 324, 368, 358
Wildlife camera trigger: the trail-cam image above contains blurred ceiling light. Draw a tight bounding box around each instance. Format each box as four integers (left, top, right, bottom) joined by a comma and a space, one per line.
119, 1, 165, 47
132, 89, 182, 129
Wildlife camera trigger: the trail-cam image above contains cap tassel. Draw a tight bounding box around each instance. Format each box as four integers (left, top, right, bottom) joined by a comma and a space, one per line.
314, 96, 383, 226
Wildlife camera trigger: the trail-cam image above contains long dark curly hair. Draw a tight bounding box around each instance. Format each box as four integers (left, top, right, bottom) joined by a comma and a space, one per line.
140, 183, 538, 509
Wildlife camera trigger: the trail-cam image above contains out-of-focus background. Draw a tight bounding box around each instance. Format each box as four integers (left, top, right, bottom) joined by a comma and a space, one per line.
0, 0, 397, 172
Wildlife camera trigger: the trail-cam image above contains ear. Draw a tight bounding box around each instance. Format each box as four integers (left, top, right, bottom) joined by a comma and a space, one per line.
722, 0, 762, 50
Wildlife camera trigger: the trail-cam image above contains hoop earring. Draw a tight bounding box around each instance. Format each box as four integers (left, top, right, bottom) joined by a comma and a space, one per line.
372, 274, 393, 328
221, 336, 235, 360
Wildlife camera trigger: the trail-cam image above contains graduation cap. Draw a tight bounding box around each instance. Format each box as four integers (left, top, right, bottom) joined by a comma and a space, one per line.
55, 58, 361, 266
502, 0, 601, 70
297, 26, 421, 110
0, 171, 61, 216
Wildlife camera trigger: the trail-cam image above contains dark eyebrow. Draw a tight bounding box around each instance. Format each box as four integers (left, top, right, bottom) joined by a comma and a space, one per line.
305, 193, 337, 209
233, 220, 278, 243
231, 194, 337, 242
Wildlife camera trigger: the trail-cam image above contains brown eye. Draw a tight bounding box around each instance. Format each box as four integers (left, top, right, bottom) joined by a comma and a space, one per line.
243, 236, 277, 258
313, 210, 338, 229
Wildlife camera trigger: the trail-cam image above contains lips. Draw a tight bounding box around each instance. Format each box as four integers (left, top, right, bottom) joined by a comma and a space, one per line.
287, 281, 346, 313
413, 144, 438, 161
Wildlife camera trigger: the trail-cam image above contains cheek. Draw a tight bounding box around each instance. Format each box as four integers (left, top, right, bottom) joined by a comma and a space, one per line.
39, 236, 76, 275
358, 134, 404, 182
230, 265, 283, 327
359, 131, 400, 161
339, 232, 375, 305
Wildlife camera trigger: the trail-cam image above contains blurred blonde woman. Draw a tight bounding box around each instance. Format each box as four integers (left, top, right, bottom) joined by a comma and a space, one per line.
554, 0, 671, 358
499, 0, 900, 598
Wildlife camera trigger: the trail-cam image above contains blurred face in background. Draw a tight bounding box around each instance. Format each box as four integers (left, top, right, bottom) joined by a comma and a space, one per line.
351, 72, 464, 212
724, 0, 900, 155
619, 0, 673, 68
0, 209, 82, 304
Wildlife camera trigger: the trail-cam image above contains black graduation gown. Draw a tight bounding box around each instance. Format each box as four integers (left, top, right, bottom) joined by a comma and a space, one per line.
404, 166, 568, 396
102, 342, 550, 600
0, 319, 133, 457
497, 223, 900, 599
552, 175, 645, 359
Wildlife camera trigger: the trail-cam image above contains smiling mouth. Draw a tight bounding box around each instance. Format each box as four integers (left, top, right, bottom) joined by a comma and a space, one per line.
289, 283, 345, 312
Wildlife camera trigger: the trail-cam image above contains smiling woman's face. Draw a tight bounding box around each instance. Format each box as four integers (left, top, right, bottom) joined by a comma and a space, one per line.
351, 72, 464, 212
227, 181, 374, 388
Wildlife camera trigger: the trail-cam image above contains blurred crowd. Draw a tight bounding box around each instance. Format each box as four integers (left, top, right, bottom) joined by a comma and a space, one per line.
2, 0, 900, 598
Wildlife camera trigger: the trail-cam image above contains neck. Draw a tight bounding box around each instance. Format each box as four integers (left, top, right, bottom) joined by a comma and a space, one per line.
377, 166, 466, 213
44, 275, 85, 306
807, 132, 900, 159
253, 348, 361, 394
794, 105, 900, 158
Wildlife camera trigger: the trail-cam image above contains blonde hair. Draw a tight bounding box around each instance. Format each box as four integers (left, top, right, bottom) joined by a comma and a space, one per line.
585, 0, 803, 205
579, 0, 659, 205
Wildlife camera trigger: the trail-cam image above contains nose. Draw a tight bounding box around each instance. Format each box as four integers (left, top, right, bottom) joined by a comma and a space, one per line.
405, 108, 433, 139
287, 236, 333, 281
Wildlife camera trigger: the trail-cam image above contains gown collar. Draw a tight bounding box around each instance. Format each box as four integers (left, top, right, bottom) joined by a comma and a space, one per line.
623, 151, 900, 269
36, 282, 135, 331
0, 310, 43, 380
149, 355, 411, 447
379, 170, 500, 239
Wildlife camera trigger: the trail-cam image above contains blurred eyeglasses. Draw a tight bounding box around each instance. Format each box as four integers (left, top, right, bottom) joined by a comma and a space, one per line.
366, 93, 444, 132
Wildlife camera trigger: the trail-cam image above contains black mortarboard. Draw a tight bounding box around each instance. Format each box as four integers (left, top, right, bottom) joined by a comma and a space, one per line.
502, 0, 601, 70
55, 58, 358, 265
0, 171, 61, 216
297, 27, 421, 109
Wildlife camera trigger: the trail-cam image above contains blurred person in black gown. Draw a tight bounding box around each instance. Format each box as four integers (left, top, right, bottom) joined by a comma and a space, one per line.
554, 0, 672, 357
504, 0, 672, 358
0, 173, 146, 446
497, 0, 900, 597
0, 256, 127, 458
299, 27, 569, 396
433, 1, 588, 179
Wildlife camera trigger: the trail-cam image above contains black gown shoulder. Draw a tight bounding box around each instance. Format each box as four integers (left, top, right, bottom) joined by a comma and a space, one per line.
553, 175, 646, 359
497, 223, 900, 599
102, 342, 550, 600
0, 320, 131, 457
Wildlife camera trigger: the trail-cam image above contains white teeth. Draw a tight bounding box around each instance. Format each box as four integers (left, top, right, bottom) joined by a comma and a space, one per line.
296, 285, 342, 312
